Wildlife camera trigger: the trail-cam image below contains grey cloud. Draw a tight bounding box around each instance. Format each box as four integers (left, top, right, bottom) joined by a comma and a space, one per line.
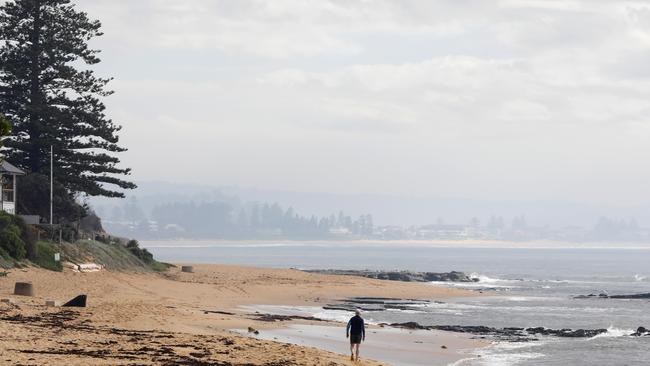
58, 0, 650, 204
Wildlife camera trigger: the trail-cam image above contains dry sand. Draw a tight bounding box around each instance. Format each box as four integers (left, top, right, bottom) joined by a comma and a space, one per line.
0, 264, 486, 365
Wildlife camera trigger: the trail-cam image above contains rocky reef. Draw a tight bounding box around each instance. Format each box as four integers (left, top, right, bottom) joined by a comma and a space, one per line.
574, 292, 650, 299
322, 297, 434, 312
306, 269, 478, 283
325, 297, 650, 342
389, 322, 650, 340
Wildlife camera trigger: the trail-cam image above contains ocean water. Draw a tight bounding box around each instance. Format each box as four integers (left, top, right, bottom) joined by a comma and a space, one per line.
142, 241, 650, 365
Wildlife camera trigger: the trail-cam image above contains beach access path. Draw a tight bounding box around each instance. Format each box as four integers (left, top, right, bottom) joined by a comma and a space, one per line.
0, 264, 486, 365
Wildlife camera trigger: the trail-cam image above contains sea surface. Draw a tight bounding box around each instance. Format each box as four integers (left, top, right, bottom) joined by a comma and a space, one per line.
141, 241, 650, 366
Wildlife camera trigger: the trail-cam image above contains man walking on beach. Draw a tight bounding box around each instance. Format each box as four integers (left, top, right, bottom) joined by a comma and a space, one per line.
346, 309, 365, 361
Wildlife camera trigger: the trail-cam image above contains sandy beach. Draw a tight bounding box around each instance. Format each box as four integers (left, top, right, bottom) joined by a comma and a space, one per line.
0, 264, 486, 365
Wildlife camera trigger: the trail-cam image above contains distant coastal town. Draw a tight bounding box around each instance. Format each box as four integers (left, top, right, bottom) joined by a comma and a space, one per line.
99, 197, 647, 242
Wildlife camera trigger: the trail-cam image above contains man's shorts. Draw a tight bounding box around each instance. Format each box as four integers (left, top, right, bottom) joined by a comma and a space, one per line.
350, 334, 362, 344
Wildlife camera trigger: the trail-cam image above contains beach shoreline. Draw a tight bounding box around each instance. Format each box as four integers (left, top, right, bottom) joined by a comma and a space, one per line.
0, 264, 488, 365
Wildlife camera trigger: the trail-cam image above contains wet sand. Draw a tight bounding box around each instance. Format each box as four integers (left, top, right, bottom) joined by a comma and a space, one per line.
247, 324, 479, 366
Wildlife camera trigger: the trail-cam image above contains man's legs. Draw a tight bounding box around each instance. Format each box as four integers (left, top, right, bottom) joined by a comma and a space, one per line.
354, 343, 360, 361
350, 343, 354, 360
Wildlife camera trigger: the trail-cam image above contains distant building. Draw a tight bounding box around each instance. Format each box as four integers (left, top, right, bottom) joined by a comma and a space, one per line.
329, 227, 351, 236
376, 225, 407, 240
415, 224, 468, 240
257, 228, 283, 237
0, 160, 25, 215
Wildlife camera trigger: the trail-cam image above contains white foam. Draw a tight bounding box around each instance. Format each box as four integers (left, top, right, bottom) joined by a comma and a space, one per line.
476, 352, 545, 366
449, 342, 547, 365
634, 274, 647, 282
431, 281, 517, 289
468, 341, 546, 366
501, 296, 533, 302
590, 326, 634, 339
312, 309, 355, 323
385, 308, 426, 314
469, 273, 512, 283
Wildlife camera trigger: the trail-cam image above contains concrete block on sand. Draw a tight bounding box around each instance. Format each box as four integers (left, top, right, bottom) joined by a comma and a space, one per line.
45, 300, 60, 307
14, 282, 34, 296
63, 294, 87, 307
78, 263, 103, 272
181, 266, 194, 273
62, 261, 80, 272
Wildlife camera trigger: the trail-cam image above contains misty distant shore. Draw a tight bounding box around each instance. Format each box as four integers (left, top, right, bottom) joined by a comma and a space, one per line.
139, 239, 650, 250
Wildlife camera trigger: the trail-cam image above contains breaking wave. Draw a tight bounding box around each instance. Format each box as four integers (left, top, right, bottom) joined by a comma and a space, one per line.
589, 326, 635, 339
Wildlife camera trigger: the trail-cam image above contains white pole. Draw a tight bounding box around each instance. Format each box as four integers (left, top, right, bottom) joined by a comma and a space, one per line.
50, 145, 53, 226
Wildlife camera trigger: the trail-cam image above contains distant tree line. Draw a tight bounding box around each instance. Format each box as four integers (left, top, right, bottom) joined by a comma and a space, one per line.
103, 198, 374, 240
99, 195, 650, 242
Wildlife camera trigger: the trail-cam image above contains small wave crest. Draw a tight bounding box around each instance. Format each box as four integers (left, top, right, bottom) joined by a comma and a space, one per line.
590, 326, 634, 339
469, 273, 508, 283
457, 341, 546, 366
634, 274, 647, 282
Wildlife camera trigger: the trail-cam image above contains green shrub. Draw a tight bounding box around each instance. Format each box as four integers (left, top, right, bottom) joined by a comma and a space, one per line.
126, 239, 154, 264
31, 241, 63, 271
11, 215, 38, 259
95, 235, 110, 244
24, 226, 38, 259
148, 261, 172, 272
0, 212, 26, 260
0, 245, 11, 261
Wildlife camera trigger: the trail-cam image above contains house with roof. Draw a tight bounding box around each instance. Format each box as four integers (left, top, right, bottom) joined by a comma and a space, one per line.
0, 160, 25, 215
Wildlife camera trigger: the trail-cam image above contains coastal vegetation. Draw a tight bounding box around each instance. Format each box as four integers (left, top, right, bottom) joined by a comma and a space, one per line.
0, 0, 134, 232
0, 210, 62, 270
56, 238, 170, 272
0, 1, 159, 272
0, 0, 135, 201
0, 211, 28, 261
0, 219, 169, 272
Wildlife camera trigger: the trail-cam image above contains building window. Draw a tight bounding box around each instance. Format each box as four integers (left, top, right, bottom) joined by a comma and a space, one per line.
2, 175, 14, 203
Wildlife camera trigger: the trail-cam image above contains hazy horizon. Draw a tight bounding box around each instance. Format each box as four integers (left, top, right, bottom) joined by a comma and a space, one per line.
75, 0, 650, 209
89, 180, 650, 228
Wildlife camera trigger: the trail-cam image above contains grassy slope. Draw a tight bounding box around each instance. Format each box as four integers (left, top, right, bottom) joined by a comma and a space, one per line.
0, 256, 12, 269
30, 240, 171, 272
62, 240, 171, 272
0, 239, 170, 272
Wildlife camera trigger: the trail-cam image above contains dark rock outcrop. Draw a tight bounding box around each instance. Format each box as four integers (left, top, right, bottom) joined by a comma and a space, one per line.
609, 293, 650, 299
574, 292, 650, 300
250, 314, 325, 322
323, 297, 433, 312
524, 327, 607, 338
631, 327, 650, 336
388, 322, 610, 340
306, 269, 477, 283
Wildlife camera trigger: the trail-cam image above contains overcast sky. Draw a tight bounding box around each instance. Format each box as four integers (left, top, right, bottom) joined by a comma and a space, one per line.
75, 0, 650, 205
